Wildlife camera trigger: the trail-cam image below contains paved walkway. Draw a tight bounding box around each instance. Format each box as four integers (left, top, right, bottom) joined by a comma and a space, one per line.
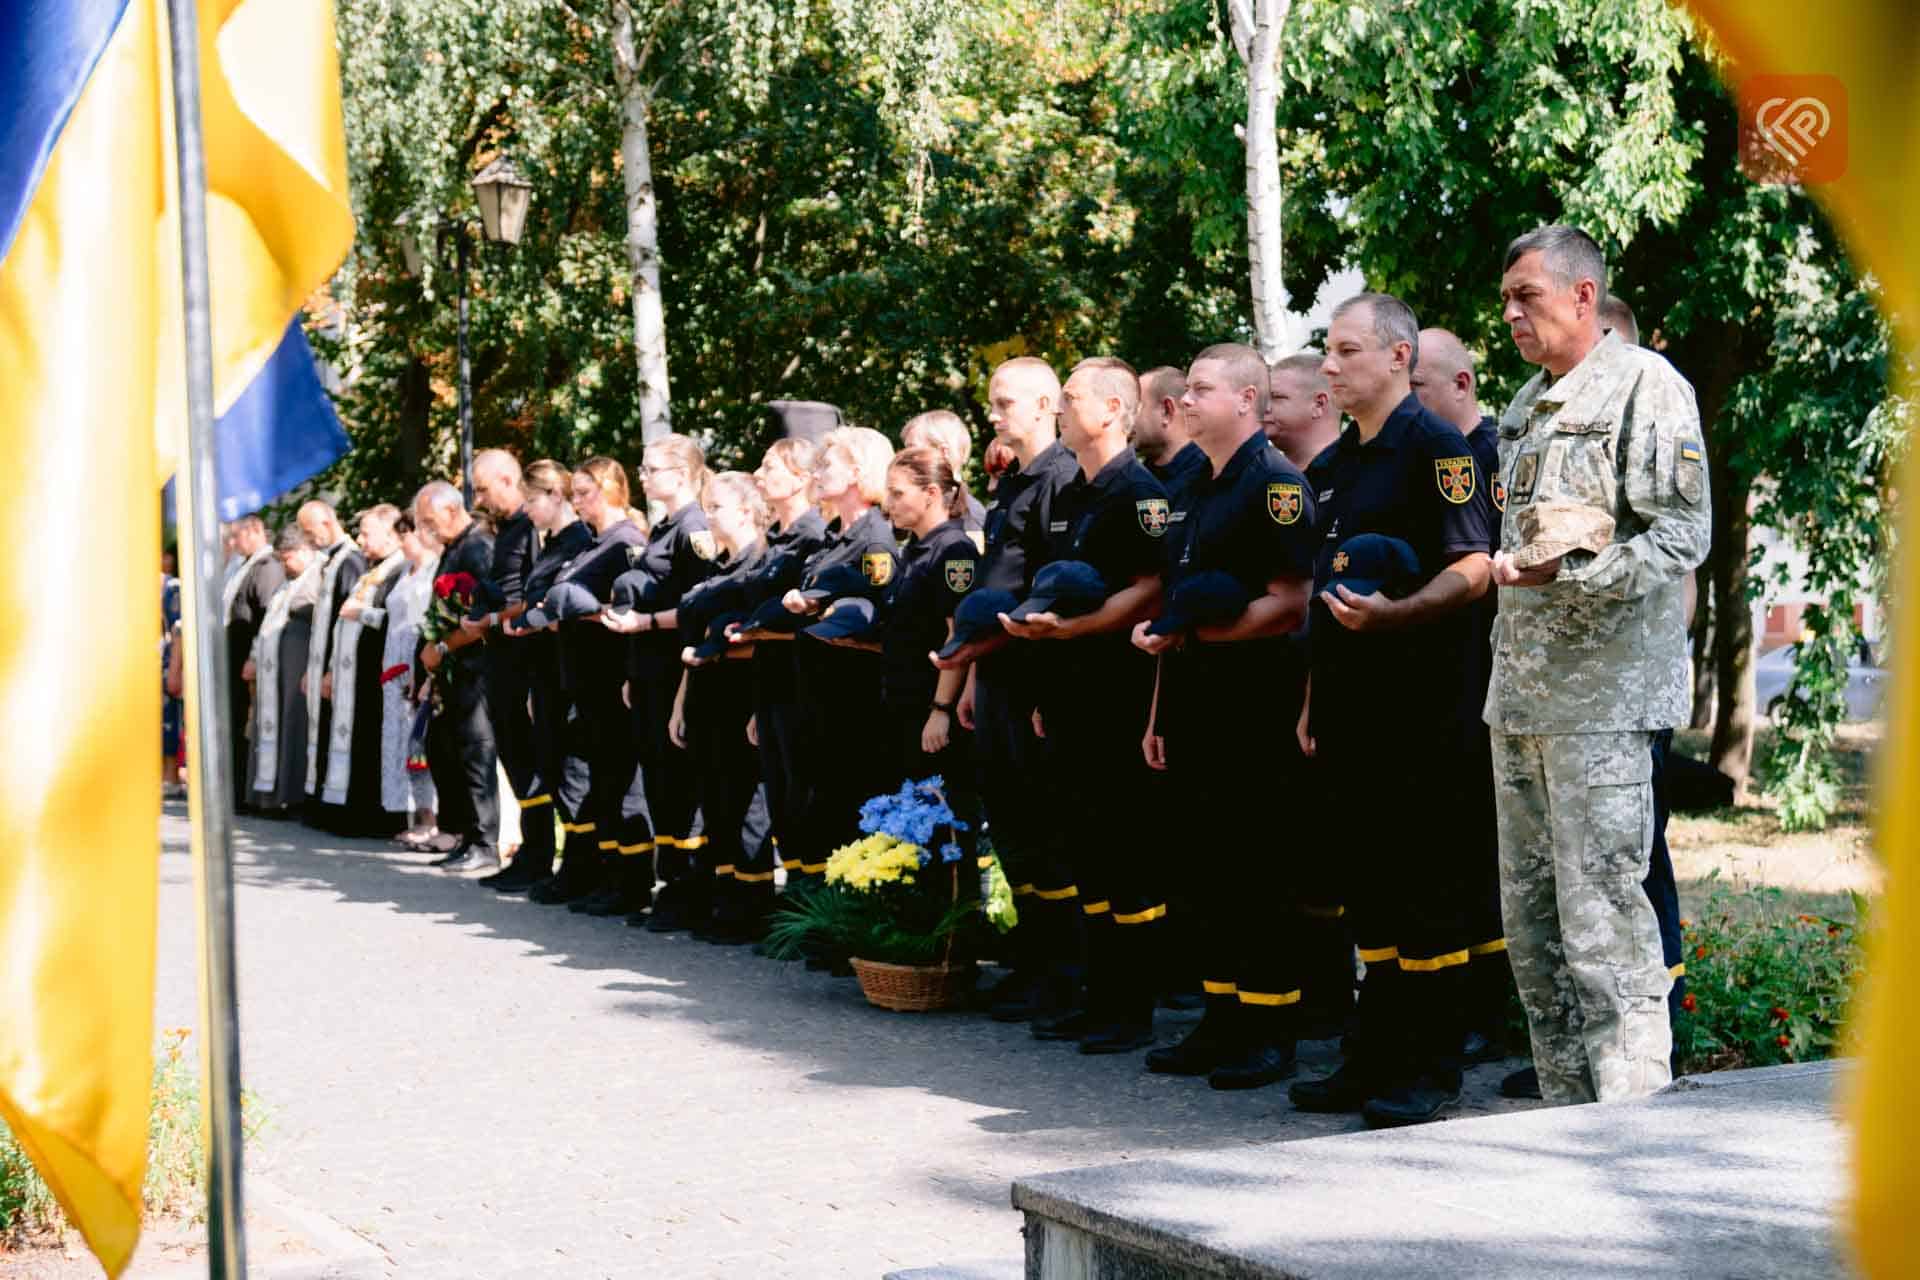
154, 807, 1534, 1279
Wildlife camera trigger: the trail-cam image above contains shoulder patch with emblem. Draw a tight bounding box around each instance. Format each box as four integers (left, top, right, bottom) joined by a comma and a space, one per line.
944, 559, 975, 593
688, 530, 718, 561
1267, 482, 1303, 526
1492, 479, 1507, 512
1676, 439, 1705, 504
862, 551, 894, 587
1435, 455, 1475, 505
1136, 497, 1170, 537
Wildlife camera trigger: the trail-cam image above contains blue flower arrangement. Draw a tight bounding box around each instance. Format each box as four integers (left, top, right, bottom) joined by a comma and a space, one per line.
857, 776, 969, 865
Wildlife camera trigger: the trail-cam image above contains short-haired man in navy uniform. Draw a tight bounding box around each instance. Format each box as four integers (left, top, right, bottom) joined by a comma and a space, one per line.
933, 358, 1080, 1022
1133, 342, 1319, 1089
1000, 356, 1172, 1054
1412, 327, 1513, 1062
1289, 293, 1494, 1128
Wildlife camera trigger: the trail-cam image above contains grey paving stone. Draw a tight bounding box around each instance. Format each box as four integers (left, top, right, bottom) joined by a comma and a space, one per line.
154, 808, 1535, 1277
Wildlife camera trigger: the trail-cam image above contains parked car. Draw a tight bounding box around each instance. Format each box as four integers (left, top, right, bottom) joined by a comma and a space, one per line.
1755, 642, 1887, 723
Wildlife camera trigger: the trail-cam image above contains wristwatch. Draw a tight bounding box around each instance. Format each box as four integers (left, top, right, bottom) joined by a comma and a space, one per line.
931, 699, 955, 714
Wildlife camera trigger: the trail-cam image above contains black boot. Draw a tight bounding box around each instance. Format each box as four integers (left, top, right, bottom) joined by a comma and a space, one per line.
532, 846, 605, 905
581, 856, 653, 917
1288, 1057, 1387, 1113
1208, 1004, 1297, 1090
1145, 995, 1239, 1076
1362, 1068, 1462, 1128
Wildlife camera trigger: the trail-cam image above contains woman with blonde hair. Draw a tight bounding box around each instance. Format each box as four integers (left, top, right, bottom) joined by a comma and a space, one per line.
775, 425, 901, 906
665, 471, 776, 941
902, 409, 986, 532
599, 433, 722, 929
520, 456, 648, 907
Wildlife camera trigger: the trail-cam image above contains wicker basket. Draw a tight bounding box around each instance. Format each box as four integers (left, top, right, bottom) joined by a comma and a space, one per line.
849, 956, 975, 1012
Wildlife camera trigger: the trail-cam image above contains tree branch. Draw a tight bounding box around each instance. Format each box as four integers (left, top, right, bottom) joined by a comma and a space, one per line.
1225, 0, 1254, 63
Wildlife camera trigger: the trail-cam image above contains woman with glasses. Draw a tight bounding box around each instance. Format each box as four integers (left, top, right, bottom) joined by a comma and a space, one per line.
600, 435, 721, 930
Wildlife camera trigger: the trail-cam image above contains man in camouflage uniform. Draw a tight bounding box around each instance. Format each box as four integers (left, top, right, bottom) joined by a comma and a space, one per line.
1486, 225, 1711, 1104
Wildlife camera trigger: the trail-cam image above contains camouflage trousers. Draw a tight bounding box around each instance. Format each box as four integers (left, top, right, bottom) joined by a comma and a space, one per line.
1491, 729, 1672, 1104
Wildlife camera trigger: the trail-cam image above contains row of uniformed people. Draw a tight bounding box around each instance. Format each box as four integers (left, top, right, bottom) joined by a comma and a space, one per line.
459, 325, 1500, 1129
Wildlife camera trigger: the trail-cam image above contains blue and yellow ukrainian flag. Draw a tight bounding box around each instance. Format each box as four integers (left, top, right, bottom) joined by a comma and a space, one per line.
0, 0, 352, 1273
1684, 4, 1916, 1276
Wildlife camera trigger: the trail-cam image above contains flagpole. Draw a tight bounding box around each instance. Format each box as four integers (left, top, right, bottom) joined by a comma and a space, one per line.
164, 0, 250, 1274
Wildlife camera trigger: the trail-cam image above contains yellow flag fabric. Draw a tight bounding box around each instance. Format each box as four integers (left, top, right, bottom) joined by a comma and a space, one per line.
0, 1, 352, 1274
1682, 4, 1919, 1275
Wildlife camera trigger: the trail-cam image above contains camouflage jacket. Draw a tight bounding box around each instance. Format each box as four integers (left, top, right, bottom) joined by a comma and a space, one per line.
1484, 332, 1711, 734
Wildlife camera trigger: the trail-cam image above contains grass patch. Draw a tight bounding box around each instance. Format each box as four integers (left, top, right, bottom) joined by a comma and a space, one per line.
0, 1030, 267, 1245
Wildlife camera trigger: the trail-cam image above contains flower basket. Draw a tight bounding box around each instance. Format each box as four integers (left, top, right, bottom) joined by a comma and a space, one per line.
765, 776, 1012, 1011
849, 956, 976, 1012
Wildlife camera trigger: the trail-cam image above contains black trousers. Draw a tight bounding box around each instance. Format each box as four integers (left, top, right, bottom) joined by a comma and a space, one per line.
524, 657, 590, 875
1163, 652, 1306, 1034
427, 673, 499, 847
1647, 727, 1685, 1017
1030, 652, 1164, 1023
754, 695, 804, 876
1315, 679, 1474, 1082
487, 645, 552, 862
971, 653, 1051, 921
632, 641, 699, 890
228, 657, 253, 806
687, 662, 760, 924
789, 642, 889, 886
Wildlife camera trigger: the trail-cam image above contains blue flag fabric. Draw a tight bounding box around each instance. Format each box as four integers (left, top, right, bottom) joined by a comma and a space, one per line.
0, 0, 129, 266
212, 320, 351, 519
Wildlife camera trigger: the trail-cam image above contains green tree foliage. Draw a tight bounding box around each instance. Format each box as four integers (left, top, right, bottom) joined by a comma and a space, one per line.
319, 0, 1895, 816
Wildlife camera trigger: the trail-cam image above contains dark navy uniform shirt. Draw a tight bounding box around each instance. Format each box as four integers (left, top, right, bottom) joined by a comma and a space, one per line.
880, 518, 977, 710
979, 440, 1078, 596
1305, 393, 1493, 723
1148, 441, 1211, 511
550, 517, 644, 695
1024, 448, 1169, 710
472, 508, 536, 618
1465, 415, 1501, 703
514, 519, 594, 683
798, 506, 901, 602
1161, 431, 1317, 727
740, 510, 831, 708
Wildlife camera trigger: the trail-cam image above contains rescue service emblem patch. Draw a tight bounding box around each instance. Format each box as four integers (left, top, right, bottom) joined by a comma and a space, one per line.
1267, 483, 1303, 526
1331, 551, 1350, 573
1492, 478, 1507, 512
1435, 456, 1475, 505
862, 552, 894, 587
688, 530, 718, 561
1136, 498, 1170, 537
944, 560, 975, 593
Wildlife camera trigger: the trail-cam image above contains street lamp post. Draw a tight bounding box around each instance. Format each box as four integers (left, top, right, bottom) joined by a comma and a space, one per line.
398, 159, 535, 507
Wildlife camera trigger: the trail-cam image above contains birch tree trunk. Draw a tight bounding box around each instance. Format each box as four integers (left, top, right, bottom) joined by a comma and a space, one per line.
612, 0, 672, 442
1228, 0, 1291, 361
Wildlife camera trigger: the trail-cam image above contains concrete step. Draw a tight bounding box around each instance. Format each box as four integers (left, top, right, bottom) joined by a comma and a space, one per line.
1010, 1062, 1852, 1279
884, 1261, 1024, 1280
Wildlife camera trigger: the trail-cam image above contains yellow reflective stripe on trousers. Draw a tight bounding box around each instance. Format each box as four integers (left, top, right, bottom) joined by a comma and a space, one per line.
1399, 949, 1471, 972
779, 858, 802, 871
597, 840, 619, 851
1357, 946, 1399, 963
617, 842, 651, 855
1469, 938, 1508, 957
1113, 904, 1166, 925
678, 835, 709, 850
799, 862, 828, 874
1012, 883, 1037, 896
734, 869, 776, 883
1670, 962, 1687, 979
1300, 904, 1346, 919
712, 865, 736, 877
1236, 989, 1301, 1007
1081, 900, 1111, 916
1202, 980, 1238, 995
1033, 886, 1078, 901
519, 794, 554, 809
563, 822, 596, 834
